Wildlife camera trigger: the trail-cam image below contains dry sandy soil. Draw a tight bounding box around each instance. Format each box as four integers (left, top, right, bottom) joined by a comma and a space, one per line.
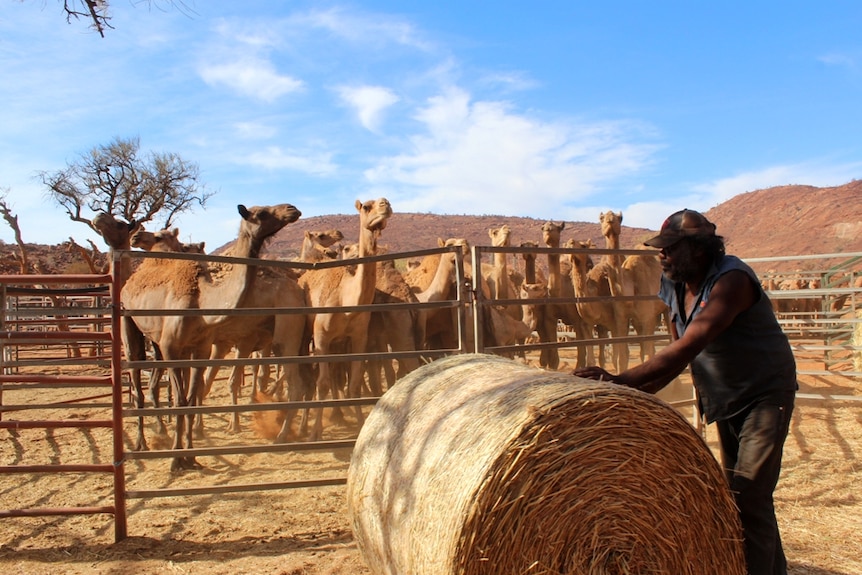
1, 349, 860, 575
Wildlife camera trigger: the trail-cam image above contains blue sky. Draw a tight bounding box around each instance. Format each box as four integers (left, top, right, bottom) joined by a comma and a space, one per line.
1, 1, 861, 249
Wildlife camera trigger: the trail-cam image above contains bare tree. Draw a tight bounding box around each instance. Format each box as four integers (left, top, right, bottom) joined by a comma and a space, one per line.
16, 1, 196, 38
39, 136, 214, 235
61, 0, 112, 37
0, 190, 31, 273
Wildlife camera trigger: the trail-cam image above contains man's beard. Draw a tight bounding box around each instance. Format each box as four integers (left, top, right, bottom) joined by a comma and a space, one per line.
662, 251, 700, 283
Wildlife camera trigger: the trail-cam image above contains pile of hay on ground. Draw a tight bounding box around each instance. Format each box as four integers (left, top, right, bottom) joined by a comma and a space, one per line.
347, 353, 745, 575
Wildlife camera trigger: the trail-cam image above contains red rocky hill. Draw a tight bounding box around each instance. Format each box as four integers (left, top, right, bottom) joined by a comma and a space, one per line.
2, 181, 860, 275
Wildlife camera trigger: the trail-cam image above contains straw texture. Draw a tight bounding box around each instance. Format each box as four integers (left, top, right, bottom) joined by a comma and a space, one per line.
347, 354, 745, 575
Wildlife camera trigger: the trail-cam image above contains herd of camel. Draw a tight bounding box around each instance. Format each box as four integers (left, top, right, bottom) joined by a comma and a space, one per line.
87, 198, 683, 472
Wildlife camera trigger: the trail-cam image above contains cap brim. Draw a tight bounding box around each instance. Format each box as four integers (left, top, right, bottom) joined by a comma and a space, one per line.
643, 234, 682, 249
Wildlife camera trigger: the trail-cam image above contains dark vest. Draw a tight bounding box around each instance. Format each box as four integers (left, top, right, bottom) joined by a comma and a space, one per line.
658, 255, 797, 422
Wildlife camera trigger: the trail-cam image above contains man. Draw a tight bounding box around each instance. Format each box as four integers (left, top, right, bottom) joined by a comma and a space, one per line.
573, 209, 797, 575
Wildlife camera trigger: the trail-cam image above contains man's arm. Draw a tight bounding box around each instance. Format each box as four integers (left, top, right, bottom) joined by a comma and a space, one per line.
574, 270, 757, 393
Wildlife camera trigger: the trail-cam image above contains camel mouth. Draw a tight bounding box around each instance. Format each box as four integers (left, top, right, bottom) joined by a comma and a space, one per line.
367, 202, 392, 230
367, 214, 389, 231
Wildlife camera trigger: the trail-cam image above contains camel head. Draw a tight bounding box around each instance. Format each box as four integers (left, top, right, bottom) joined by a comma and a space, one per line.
600, 210, 622, 239
131, 226, 183, 252
541, 221, 564, 247
355, 198, 392, 232
341, 242, 359, 260
438, 237, 469, 266
92, 212, 142, 250
236, 203, 302, 248
488, 225, 511, 247
305, 229, 344, 249
183, 241, 206, 254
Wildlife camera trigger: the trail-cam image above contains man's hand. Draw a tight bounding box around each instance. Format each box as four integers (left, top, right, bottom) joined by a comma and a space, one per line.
572, 366, 616, 383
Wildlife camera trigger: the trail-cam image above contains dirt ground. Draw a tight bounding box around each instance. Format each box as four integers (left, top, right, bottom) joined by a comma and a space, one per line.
1, 350, 860, 575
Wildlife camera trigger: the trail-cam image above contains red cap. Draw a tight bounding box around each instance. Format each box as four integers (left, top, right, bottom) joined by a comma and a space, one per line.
644, 209, 716, 248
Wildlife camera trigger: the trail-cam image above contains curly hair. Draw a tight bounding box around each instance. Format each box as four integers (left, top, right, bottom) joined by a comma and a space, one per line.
690, 234, 726, 261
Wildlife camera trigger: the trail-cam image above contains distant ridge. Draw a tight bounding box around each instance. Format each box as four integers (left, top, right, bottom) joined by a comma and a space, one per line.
3, 180, 860, 275
231, 180, 862, 268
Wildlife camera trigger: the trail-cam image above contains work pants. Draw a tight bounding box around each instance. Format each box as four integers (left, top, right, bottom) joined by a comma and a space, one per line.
715, 393, 794, 575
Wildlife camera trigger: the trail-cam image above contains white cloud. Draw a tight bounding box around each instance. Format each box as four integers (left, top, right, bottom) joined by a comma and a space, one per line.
242, 146, 337, 176
198, 59, 303, 102
365, 88, 659, 217
337, 85, 400, 132
691, 161, 862, 209
291, 7, 433, 51
611, 160, 862, 231
234, 122, 278, 140
478, 71, 540, 92
818, 52, 858, 70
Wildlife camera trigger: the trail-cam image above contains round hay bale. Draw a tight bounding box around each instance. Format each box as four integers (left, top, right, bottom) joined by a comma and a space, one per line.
347, 353, 745, 575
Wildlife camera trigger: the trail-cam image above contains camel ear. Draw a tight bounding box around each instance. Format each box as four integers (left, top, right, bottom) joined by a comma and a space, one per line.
618, 212, 623, 223
355, 199, 363, 212
238, 205, 250, 219
560, 222, 565, 230
172, 228, 180, 237
438, 238, 445, 247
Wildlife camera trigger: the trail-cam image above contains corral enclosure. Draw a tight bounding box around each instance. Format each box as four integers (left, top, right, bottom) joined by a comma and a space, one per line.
1, 244, 861, 575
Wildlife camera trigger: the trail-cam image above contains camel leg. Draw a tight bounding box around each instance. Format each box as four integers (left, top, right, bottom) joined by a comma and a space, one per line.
307, 361, 333, 442
146, 342, 169, 438
613, 313, 630, 372
146, 366, 169, 437
123, 318, 149, 451
183, 364, 205, 470
273, 318, 314, 443
346, 358, 367, 426
166, 366, 188, 472
166, 359, 203, 472
226, 362, 244, 432
538, 310, 559, 370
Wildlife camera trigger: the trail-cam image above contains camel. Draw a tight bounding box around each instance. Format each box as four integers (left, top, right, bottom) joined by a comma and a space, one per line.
130, 226, 206, 254
297, 229, 344, 263
517, 241, 545, 338
107, 203, 302, 471
406, 238, 520, 355
337, 241, 424, 395
129, 224, 264, 435
92, 212, 152, 452
568, 239, 629, 371
295, 198, 392, 442
484, 225, 521, 321
536, 222, 567, 369
599, 210, 665, 364
130, 227, 184, 252
404, 238, 471, 352
599, 211, 624, 266
621, 246, 667, 362
194, 246, 310, 436
543, 233, 591, 370
365, 256, 423, 395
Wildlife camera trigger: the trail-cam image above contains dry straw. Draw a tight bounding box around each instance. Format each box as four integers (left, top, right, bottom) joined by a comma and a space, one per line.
347, 353, 745, 575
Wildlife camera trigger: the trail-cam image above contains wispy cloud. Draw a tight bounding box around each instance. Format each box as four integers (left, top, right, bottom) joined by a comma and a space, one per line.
692, 161, 862, 208
289, 7, 433, 51
233, 122, 278, 140
365, 88, 660, 218
818, 51, 858, 70
478, 71, 540, 92
242, 146, 337, 176
198, 59, 304, 102
337, 85, 400, 132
